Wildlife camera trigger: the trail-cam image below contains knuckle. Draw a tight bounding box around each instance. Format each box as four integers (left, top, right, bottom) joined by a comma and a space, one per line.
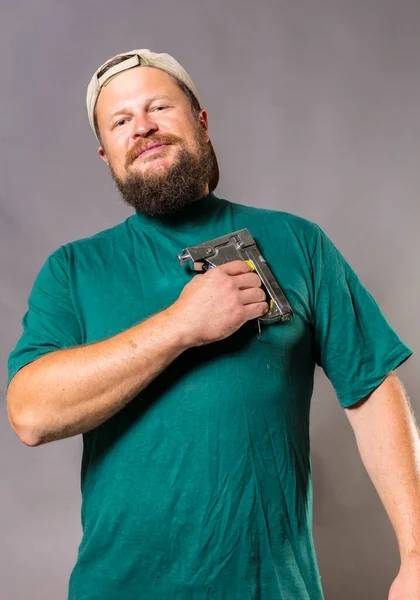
209, 268, 223, 282
226, 278, 237, 292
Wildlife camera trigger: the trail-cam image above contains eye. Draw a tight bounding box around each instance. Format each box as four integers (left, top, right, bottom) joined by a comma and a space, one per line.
115, 118, 128, 127
153, 106, 168, 112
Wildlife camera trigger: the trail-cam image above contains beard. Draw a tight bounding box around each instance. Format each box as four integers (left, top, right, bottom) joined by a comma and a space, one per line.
107, 121, 216, 217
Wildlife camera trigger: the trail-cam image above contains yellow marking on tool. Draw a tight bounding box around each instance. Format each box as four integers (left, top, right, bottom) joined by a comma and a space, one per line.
243, 260, 274, 309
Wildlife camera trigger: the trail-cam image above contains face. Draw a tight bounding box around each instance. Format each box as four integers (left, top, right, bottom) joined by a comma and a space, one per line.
95, 66, 215, 216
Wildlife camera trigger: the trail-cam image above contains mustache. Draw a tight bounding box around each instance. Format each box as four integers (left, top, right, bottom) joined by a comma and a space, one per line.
125, 134, 183, 168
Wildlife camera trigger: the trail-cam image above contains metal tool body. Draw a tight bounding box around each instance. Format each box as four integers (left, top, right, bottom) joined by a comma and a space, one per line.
177, 228, 294, 326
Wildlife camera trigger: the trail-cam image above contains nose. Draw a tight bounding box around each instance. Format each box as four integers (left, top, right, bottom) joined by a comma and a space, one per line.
131, 112, 158, 138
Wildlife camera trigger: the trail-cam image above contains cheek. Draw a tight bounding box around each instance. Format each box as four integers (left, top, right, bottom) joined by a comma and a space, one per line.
103, 150, 127, 181
104, 139, 129, 169
163, 113, 195, 138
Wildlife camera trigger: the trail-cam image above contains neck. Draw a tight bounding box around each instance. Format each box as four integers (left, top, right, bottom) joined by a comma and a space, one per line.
132, 190, 226, 231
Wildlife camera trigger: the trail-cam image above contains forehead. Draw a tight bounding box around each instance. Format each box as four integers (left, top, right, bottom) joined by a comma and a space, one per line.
95, 66, 184, 120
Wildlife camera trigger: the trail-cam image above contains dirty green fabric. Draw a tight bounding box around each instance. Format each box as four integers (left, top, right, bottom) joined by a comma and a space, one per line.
7, 192, 412, 599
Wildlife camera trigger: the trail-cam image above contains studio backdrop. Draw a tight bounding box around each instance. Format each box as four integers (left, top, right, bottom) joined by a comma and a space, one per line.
1, 0, 419, 598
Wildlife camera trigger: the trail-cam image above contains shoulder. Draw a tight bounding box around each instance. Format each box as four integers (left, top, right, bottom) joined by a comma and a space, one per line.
51, 218, 130, 267
226, 198, 322, 251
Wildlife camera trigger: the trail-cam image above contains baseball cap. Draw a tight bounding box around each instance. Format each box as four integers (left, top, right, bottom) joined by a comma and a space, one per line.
86, 48, 219, 191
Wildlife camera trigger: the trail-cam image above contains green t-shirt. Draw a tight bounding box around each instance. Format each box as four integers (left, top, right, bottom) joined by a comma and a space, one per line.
7, 192, 412, 600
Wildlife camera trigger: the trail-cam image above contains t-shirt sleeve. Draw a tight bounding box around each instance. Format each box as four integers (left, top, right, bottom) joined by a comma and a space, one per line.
7, 246, 83, 390
310, 224, 413, 408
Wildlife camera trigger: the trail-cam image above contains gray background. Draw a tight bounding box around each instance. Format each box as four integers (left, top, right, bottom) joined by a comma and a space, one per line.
1, 0, 419, 598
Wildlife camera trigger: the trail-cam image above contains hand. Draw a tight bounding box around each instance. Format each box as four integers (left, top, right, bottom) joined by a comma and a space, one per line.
389, 560, 420, 600
170, 260, 269, 347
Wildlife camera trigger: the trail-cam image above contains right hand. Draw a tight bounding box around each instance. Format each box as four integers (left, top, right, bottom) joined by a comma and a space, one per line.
170, 260, 269, 347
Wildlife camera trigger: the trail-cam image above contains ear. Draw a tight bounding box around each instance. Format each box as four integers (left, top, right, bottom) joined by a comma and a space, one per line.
198, 109, 210, 142
98, 145, 109, 166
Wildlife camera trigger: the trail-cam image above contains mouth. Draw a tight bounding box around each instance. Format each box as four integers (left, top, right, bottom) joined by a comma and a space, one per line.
135, 143, 171, 159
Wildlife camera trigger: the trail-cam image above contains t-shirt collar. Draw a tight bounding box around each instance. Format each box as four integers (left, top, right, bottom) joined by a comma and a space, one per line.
131, 191, 227, 231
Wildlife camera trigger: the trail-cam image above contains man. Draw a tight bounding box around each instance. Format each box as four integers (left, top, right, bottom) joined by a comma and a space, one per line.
6, 49, 420, 600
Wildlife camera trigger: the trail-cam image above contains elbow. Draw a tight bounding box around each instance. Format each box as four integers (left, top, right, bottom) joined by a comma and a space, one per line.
9, 412, 44, 447
7, 393, 44, 447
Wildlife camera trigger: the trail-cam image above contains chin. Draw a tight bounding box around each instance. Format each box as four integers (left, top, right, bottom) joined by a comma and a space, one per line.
137, 160, 176, 180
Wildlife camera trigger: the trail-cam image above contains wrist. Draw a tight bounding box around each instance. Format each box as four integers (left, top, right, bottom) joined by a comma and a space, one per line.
163, 304, 198, 350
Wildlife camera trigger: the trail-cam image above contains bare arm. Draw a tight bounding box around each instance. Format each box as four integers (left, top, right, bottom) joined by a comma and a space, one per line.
7, 260, 266, 448
7, 305, 192, 447
345, 371, 420, 565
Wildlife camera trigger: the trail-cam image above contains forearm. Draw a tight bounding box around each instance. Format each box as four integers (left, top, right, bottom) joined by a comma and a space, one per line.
345, 372, 420, 563
7, 305, 192, 446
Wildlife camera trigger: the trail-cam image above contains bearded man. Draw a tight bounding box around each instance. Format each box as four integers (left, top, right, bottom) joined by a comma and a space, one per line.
7, 49, 420, 600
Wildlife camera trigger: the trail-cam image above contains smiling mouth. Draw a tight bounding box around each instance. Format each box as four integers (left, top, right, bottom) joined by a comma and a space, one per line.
136, 144, 171, 159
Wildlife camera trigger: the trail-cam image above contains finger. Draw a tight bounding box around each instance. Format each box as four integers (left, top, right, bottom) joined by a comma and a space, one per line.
235, 272, 262, 289
239, 287, 267, 305
217, 260, 253, 276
